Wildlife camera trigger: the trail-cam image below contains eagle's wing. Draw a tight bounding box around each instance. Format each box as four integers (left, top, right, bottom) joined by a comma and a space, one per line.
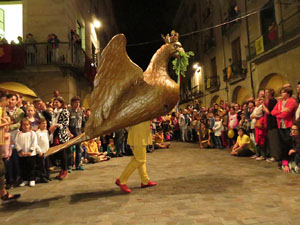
85, 34, 144, 138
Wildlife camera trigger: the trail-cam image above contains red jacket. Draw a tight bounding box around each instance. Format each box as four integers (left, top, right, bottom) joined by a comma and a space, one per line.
271, 97, 297, 128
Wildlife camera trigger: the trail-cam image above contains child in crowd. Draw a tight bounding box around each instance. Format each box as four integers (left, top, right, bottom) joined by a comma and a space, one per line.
15, 118, 38, 187
96, 139, 103, 152
107, 138, 117, 157
82, 139, 109, 163
207, 112, 216, 147
26, 105, 39, 131
231, 128, 255, 157
154, 128, 171, 149
282, 121, 300, 173
212, 115, 223, 149
36, 118, 50, 182
254, 111, 267, 161
250, 98, 263, 143
198, 122, 211, 149
228, 107, 239, 147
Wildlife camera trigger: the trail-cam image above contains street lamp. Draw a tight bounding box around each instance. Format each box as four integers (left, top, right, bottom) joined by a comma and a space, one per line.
193, 63, 200, 70
93, 20, 101, 28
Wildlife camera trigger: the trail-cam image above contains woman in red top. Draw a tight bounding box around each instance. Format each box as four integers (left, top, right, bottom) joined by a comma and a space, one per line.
271, 87, 297, 164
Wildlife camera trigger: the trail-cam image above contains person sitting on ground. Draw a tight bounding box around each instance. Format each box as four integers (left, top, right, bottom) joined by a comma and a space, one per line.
154, 127, 171, 149
281, 121, 300, 173
82, 139, 109, 163
107, 138, 117, 157
198, 122, 212, 149
230, 128, 255, 157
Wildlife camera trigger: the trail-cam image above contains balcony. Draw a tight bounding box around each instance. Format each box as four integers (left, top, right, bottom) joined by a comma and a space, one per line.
205, 75, 220, 93
180, 85, 204, 104
222, 7, 241, 36
0, 42, 96, 83
246, 10, 300, 62
223, 62, 247, 84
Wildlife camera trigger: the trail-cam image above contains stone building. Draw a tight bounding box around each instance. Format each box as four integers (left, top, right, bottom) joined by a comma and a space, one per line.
174, 0, 300, 107
0, 0, 118, 106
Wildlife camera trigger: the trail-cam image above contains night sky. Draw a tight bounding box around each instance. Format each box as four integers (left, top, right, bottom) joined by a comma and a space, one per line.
112, 0, 181, 70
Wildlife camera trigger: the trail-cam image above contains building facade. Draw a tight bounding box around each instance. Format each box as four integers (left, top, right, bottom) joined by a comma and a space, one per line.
0, 0, 111, 105
174, 0, 300, 107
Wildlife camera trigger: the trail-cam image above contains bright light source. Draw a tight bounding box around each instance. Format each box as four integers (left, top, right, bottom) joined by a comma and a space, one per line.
0, 4, 23, 43
193, 63, 199, 70
93, 20, 101, 28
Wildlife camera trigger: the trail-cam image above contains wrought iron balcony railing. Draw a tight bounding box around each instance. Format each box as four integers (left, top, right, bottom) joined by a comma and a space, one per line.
223, 63, 247, 84
205, 75, 220, 92
246, 10, 300, 61
23, 42, 86, 68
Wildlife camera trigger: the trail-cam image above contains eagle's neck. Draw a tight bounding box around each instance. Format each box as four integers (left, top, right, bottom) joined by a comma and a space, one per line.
145, 45, 170, 75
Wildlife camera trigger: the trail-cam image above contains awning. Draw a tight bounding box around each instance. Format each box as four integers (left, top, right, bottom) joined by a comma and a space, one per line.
0, 82, 37, 100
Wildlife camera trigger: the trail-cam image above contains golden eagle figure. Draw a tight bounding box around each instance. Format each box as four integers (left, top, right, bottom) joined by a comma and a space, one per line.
46, 32, 184, 156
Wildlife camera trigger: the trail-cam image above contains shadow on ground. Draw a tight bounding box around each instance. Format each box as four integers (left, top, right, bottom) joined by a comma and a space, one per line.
151, 173, 246, 195
1, 196, 64, 212
69, 189, 129, 204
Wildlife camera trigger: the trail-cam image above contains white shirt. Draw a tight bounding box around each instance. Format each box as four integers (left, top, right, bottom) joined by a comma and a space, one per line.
250, 105, 263, 129
213, 120, 223, 136
15, 131, 38, 156
36, 129, 50, 154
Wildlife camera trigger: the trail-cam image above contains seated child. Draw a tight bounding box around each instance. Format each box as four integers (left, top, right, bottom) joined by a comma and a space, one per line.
154, 128, 170, 149
231, 128, 255, 157
82, 139, 109, 163
198, 123, 212, 149
282, 121, 300, 173
107, 138, 117, 157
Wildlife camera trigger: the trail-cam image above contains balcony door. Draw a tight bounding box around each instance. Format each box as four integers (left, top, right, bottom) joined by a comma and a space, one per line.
231, 37, 242, 73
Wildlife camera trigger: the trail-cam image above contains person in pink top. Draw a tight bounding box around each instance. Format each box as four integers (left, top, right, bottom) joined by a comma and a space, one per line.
271, 87, 297, 165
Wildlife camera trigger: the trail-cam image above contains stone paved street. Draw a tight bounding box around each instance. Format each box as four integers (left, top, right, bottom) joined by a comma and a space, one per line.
1, 142, 300, 225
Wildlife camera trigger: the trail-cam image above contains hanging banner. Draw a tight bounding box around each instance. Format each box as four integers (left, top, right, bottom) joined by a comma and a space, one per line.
207, 78, 211, 89
0, 44, 12, 63
255, 36, 264, 55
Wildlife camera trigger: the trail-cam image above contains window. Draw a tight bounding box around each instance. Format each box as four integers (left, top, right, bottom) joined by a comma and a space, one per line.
76, 21, 85, 50
210, 57, 217, 76
0, 8, 4, 38
231, 37, 242, 72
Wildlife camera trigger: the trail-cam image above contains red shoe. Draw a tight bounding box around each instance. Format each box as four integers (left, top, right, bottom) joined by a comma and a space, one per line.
58, 170, 68, 180
141, 180, 157, 188
55, 170, 63, 179
115, 179, 131, 193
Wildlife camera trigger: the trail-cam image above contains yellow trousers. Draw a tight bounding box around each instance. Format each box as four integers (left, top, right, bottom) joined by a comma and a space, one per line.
119, 145, 149, 185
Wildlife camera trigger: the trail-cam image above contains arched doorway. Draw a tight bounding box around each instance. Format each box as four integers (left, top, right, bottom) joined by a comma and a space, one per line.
211, 95, 221, 106
0, 82, 37, 101
259, 73, 288, 97
232, 86, 249, 105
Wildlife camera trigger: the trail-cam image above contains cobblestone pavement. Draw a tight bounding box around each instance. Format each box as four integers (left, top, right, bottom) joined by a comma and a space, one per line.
1, 142, 300, 225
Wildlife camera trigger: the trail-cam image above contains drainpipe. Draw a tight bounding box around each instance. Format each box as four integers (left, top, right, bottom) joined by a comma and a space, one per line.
218, 0, 229, 101
245, 0, 255, 97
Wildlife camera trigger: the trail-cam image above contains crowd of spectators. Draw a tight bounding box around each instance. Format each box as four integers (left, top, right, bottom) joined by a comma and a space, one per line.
152, 82, 300, 173
0, 90, 135, 192
0, 81, 299, 201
